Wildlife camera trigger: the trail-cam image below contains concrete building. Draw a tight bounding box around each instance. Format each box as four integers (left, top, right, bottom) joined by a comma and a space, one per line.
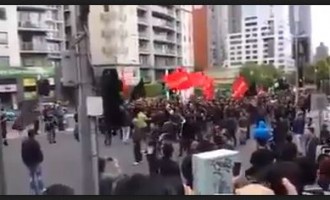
314, 42, 329, 64
193, 5, 242, 70
225, 5, 295, 72
136, 5, 194, 81
62, 5, 194, 84
289, 5, 312, 64
0, 5, 65, 108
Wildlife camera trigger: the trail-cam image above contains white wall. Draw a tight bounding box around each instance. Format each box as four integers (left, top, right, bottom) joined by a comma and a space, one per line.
180, 5, 194, 68
88, 5, 139, 66
0, 5, 20, 66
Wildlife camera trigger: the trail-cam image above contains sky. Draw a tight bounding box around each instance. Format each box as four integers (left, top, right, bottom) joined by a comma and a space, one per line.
312, 5, 330, 52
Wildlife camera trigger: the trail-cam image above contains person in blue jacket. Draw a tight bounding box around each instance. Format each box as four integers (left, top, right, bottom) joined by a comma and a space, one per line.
253, 120, 273, 148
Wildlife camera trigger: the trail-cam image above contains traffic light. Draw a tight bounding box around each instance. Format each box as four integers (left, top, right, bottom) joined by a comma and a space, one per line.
37, 79, 50, 96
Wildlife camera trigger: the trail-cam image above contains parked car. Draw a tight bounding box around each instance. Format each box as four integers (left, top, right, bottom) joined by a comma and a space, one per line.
4, 110, 19, 121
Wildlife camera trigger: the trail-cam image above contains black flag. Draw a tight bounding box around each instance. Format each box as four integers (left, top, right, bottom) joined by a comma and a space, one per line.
130, 78, 146, 101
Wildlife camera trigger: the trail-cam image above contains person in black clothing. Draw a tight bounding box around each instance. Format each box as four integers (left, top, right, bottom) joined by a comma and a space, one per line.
158, 143, 180, 177
320, 124, 330, 145
21, 129, 45, 195
1, 108, 8, 146
146, 140, 159, 176
273, 116, 290, 152
43, 184, 74, 195
245, 139, 276, 181
179, 115, 195, 156
278, 135, 298, 162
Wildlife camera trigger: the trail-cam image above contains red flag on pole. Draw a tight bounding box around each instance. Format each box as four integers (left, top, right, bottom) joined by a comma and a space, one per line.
189, 72, 208, 88
232, 76, 248, 99
163, 68, 192, 90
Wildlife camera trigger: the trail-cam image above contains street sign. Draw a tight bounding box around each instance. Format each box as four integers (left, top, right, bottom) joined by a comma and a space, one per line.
86, 96, 103, 116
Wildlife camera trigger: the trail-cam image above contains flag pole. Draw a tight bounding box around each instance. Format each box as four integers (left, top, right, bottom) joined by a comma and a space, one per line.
165, 69, 170, 100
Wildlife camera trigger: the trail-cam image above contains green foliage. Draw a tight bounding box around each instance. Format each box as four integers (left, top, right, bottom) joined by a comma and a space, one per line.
239, 63, 281, 88
144, 83, 163, 97
304, 57, 330, 84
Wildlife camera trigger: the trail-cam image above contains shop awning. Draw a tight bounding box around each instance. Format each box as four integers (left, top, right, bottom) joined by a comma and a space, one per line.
0, 66, 55, 78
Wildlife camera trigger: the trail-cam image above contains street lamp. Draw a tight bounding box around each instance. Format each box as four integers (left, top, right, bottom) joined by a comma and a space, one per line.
314, 68, 318, 85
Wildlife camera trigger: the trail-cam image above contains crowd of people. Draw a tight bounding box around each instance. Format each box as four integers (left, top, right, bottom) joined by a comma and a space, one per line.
12, 87, 330, 195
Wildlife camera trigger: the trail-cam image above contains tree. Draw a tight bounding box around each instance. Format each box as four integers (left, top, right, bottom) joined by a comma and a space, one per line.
304, 57, 330, 84
239, 63, 281, 88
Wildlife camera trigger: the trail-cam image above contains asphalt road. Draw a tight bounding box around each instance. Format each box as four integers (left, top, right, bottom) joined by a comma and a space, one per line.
3, 130, 256, 195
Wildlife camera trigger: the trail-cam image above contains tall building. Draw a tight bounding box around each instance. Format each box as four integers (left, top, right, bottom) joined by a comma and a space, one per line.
193, 5, 242, 71
314, 42, 329, 63
289, 5, 312, 64
63, 5, 194, 84
0, 5, 65, 108
225, 5, 295, 72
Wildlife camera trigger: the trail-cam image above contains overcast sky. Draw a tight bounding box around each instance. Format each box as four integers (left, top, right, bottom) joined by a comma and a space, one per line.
312, 5, 330, 52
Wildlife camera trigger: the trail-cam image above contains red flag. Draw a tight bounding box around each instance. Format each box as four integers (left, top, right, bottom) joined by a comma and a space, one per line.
202, 76, 214, 100
232, 76, 248, 99
189, 72, 208, 88
163, 69, 192, 90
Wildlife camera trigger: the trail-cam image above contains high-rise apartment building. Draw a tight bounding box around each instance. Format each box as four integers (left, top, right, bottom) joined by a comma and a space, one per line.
193, 5, 241, 70
289, 5, 312, 64
225, 5, 295, 72
63, 5, 194, 84
0, 5, 65, 108
314, 42, 329, 64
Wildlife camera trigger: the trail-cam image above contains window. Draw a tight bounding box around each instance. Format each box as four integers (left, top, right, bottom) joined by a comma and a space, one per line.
103, 5, 109, 12
252, 56, 258, 59
253, 50, 257, 54
246, 56, 251, 59
0, 32, 8, 45
0, 56, 9, 66
0, 8, 6, 20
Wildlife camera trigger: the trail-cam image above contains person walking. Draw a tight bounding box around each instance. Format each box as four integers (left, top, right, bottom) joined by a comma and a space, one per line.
1, 108, 8, 146
44, 111, 57, 144
121, 106, 131, 144
21, 129, 45, 195
132, 108, 149, 165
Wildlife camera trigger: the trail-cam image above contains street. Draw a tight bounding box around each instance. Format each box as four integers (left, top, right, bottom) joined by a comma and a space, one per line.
3, 130, 256, 195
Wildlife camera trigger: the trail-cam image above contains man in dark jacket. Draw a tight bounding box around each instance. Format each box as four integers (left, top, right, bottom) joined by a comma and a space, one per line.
278, 135, 298, 161
305, 127, 319, 161
1, 108, 8, 146
21, 129, 45, 195
158, 143, 180, 177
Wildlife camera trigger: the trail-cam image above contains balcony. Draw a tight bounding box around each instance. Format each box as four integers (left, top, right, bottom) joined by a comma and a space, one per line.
139, 46, 150, 54
64, 5, 70, 12
138, 5, 148, 11
18, 21, 49, 32
154, 49, 176, 56
17, 5, 48, 11
153, 20, 175, 31
46, 32, 63, 42
138, 17, 148, 26
153, 34, 175, 44
47, 5, 59, 10
48, 52, 61, 59
151, 6, 175, 19
20, 42, 49, 54
139, 32, 149, 40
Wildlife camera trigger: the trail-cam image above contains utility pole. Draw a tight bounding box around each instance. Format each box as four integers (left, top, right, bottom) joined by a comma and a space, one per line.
0, 108, 6, 195
74, 5, 97, 195
294, 5, 300, 106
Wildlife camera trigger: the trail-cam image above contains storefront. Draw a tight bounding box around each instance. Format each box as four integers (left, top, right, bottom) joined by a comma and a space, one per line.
0, 66, 55, 108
